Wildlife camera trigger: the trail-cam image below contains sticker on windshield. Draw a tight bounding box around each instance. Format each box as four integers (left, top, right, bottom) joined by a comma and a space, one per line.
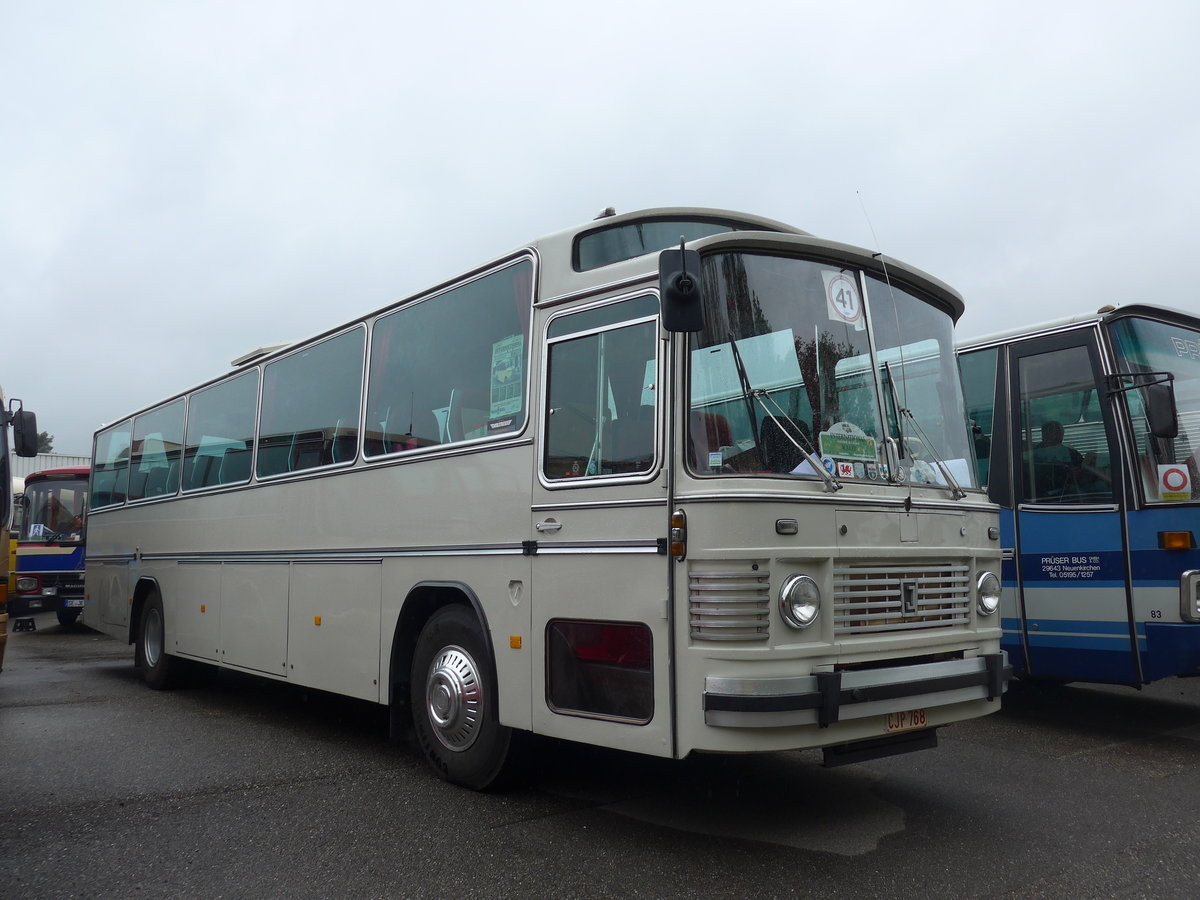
822, 270, 863, 328
819, 422, 877, 461
1158, 464, 1192, 501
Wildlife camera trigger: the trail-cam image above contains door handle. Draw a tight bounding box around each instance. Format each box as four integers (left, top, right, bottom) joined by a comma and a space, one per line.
535, 519, 562, 534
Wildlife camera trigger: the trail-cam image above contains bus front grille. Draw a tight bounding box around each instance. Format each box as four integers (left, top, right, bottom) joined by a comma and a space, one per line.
689, 567, 771, 642
833, 563, 971, 636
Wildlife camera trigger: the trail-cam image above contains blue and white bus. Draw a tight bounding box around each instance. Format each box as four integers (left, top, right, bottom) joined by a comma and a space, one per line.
958, 304, 1200, 685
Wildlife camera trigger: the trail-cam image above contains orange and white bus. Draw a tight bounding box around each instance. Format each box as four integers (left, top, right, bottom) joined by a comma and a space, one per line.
83, 208, 1008, 787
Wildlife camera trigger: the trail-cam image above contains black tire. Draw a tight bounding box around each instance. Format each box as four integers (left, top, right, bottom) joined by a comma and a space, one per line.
135, 590, 180, 690
57, 609, 81, 627
410, 604, 514, 790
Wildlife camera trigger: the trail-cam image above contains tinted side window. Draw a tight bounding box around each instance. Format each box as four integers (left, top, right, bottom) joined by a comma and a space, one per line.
365, 259, 533, 457
958, 347, 998, 486
258, 328, 365, 478
129, 400, 186, 501
183, 370, 259, 490
91, 423, 132, 509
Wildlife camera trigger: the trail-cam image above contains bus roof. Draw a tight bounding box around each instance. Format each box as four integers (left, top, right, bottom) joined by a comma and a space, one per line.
95, 206, 967, 434
959, 303, 1200, 352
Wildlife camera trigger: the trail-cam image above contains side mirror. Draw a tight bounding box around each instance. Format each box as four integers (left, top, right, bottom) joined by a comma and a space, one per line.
1144, 380, 1179, 440
11, 407, 38, 457
658, 248, 705, 333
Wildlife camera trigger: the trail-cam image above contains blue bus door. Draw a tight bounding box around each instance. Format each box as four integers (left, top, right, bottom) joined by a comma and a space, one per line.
1008, 331, 1141, 684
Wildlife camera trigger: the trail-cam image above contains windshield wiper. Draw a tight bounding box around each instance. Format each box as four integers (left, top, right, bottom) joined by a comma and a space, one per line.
726, 334, 768, 471
753, 391, 842, 492
881, 359, 965, 499
725, 333, 841, 492
895, 405, 966, 500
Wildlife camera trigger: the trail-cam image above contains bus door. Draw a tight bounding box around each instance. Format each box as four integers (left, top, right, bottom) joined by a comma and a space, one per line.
529, 295, 673, 757
1008, 331, 1139, 683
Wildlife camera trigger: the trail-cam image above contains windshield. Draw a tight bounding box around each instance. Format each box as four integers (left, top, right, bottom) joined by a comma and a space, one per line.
20, 476, 88, 542
687, 252, 976, 490
1109, 315, 1200, 503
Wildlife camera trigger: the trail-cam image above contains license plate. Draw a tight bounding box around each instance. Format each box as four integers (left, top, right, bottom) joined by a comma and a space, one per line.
65, 598, 85, 608
885, 708, 928, 733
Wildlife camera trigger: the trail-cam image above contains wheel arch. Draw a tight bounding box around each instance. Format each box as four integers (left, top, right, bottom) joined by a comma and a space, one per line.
387, 581, 494, 742
127, 577, 162, 645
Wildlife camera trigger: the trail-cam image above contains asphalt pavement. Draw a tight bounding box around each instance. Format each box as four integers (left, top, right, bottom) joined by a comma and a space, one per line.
3, 611, 1200, 899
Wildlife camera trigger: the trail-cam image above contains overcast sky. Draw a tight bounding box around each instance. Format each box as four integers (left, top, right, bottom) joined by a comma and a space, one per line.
3, 1, 1197, 455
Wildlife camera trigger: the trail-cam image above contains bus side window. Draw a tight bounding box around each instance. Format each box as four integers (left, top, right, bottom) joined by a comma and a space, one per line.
258, 328, 364, 479
365, 259, 532, 458
1016, 345, 1114, 504
543, 317, 657, 481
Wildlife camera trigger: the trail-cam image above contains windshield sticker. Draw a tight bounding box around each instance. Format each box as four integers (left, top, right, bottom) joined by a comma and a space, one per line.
822, 270, 863, 329
1158, 464, 1192, 500
819, 422, 877, 461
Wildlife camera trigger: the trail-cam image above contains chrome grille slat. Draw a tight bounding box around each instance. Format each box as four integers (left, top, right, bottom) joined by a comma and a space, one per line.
833, 562, 971, 636
689, 567, 770, 642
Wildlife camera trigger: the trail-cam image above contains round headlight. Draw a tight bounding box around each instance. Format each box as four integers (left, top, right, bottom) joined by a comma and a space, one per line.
977, 571, 1001, 616
780, 574, 820, 629
16, 576, 38, 593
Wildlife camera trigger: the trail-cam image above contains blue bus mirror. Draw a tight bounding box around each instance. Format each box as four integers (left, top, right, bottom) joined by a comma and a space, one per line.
659, 247, 704, 333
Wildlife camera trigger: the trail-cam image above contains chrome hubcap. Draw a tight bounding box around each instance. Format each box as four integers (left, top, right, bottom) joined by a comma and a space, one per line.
144, 606, 163, 667
425, 645, 482, 752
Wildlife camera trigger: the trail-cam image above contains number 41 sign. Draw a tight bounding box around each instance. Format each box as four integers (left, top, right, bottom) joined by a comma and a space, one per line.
822, 270, 863, 328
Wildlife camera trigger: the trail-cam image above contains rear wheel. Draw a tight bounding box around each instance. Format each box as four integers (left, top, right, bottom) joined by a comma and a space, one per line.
135, 590, 179, 690
410, 604, 514, 790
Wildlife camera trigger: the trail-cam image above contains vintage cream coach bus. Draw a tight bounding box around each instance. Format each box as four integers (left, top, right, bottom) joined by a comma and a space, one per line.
83, 208, 1008, 787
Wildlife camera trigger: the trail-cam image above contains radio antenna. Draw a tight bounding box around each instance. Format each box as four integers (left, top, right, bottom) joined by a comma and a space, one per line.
857, 190, 912, 493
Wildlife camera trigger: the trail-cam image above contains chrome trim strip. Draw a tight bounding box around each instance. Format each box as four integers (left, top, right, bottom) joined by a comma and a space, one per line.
537, 544, 662, 556
675, 492, 995, 512
532, 498, 668, 512
89, 544, 526, 564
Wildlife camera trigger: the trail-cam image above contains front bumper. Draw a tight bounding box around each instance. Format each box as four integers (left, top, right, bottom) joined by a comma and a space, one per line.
704, 652, 1011, 728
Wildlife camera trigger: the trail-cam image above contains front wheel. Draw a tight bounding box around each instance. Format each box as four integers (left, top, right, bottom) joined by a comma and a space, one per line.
135, 590, 180, 690
57, 609, 81, 627
410, 605, 514, 790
